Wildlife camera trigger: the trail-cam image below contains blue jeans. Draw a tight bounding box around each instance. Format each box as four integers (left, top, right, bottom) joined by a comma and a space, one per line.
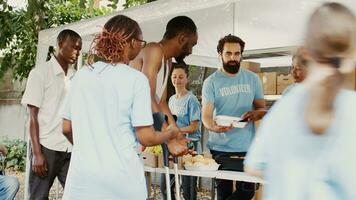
0, 175, 19, 200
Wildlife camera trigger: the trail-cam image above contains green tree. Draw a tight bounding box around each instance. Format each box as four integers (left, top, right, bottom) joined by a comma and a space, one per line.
0, 0, 154, 80
123, 0, 147, 8
0, 0, 111, 80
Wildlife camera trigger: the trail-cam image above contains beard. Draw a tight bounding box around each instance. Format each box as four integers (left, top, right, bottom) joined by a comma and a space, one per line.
174, 54, 187, 64
222, 59, 241, 74
175, 42, 190, 64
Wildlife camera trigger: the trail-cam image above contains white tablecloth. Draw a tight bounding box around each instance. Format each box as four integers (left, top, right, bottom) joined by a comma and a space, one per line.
144, 166, 265, 184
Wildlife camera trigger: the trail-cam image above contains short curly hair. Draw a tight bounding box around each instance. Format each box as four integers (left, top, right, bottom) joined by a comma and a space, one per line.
217, 34, 245, 54
163, 16, 197, 39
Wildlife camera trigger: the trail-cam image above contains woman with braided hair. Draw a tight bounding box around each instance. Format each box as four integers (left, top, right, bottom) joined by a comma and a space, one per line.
61, 15, 181, 200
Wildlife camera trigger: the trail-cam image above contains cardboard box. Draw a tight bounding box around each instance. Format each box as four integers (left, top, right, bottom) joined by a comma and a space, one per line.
257, 72, 277, 95
142, 152, 157, 168
241, 61, 261, 73
277, 73, 294, 95
157, 153, 164, 168
252, 185, 263, 200
343, 69, 356, 90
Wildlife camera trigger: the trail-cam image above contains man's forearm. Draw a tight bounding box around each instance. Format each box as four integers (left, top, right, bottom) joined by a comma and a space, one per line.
63, 132, 73, 145
149, 130, 172, 146
202, 116, 215, 131
136, 126, 173, 147
29, 118, 42, 155
255, 108, 267, 120
160, 101, 177, 126
63, 119, 74, 144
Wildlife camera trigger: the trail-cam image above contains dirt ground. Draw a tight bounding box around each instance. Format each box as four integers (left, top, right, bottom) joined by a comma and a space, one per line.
6, 170, 212, 200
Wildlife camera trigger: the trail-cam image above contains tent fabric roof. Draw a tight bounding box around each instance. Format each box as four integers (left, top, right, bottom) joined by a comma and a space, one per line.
36, 0, 356, 68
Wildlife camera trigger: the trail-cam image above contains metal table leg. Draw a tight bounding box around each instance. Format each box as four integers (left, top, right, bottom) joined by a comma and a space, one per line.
211, 178, 216, 200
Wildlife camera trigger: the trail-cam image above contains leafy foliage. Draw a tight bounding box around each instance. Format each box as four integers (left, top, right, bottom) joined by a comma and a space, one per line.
1, 139, 27, 171
0, 0, 111, 80
123, 0, 147, 8
0, 0, 155, 80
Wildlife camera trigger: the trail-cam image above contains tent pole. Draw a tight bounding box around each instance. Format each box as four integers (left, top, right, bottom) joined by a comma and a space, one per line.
233, 1, 236, 35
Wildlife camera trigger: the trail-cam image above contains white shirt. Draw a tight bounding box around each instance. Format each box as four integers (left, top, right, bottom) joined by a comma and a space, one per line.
62, 62, 153, 200
21, 57, 74, 152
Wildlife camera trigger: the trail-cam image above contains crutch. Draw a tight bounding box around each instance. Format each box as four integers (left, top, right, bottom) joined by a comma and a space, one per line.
171, 115, 181, 200
161, 143, 172, 200
153, 113, 172, 200
163, 115, 181, 200
173, 156, 181, 200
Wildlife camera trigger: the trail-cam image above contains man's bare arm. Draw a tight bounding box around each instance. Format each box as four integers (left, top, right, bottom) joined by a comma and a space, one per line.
141, 44, 164, 113
159, 87, 178, 127
62, 119, 73, 144
241, 99, 267, 122
28, 105, 48, 177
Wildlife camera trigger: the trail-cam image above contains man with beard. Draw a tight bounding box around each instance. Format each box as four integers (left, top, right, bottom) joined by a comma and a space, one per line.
131, 16, 197, 150
130, 16, 197, 199
202, 34, 266, 200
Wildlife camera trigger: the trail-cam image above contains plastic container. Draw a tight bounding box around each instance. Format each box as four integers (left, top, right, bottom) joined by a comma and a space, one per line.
184, 163, 220, 171
215, 115, 248, 128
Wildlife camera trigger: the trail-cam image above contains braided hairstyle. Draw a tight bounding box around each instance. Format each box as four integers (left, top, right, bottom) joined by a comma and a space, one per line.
88, 15, 141, 64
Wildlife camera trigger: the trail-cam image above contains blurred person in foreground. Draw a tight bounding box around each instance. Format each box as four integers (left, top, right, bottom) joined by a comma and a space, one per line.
245, 2, 356, 200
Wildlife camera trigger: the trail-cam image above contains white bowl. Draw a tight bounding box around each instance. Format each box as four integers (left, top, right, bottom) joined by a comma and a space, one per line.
215, 115, 247, 128
232, 121, 248, 128
184, 163, 220, 171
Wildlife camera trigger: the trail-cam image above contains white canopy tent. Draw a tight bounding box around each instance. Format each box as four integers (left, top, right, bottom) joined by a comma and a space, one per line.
24, 0, 356, 198
34, 0, 356, 69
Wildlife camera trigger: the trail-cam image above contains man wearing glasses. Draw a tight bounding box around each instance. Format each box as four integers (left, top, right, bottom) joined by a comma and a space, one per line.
283, 48, 308, 95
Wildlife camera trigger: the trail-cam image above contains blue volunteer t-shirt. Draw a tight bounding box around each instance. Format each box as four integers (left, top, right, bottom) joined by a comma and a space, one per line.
169, 91, 201, 141
202, 68, 264, 152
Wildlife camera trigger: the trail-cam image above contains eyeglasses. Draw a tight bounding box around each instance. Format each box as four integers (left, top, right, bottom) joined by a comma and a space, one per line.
310, 50, 356, 69
134, 38, 147, 48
